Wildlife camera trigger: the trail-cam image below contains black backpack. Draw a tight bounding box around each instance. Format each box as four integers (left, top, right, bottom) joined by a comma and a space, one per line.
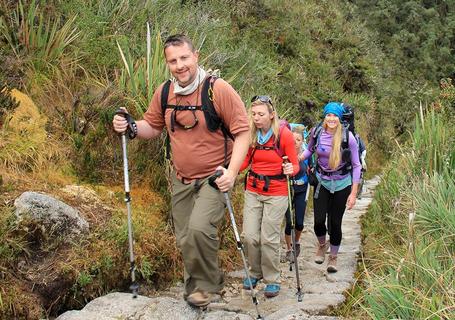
341, 103, 366, 164
160, 76, 234, 167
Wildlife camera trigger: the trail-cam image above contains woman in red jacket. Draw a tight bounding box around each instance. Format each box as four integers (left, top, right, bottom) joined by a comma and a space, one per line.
240, 95, 299, 298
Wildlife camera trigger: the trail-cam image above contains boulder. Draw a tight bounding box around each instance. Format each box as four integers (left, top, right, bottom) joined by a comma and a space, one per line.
14, 191, 89, 239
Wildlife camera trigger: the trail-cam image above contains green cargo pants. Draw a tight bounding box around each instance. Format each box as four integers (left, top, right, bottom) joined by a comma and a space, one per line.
171, 172, 226, 296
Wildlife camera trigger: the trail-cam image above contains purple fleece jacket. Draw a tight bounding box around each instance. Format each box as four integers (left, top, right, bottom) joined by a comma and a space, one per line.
302, 129, 361, 183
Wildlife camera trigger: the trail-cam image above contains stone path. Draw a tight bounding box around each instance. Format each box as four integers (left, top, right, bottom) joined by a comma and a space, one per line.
56, 176, 380, 320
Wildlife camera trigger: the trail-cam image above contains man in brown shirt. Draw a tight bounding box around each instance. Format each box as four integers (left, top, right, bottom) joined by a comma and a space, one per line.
113, 34, 249, 307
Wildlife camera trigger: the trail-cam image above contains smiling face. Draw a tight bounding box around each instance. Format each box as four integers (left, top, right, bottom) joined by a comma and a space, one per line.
324, 113, 340, 132
251, 103, 274, 132
164, 42, 199, 87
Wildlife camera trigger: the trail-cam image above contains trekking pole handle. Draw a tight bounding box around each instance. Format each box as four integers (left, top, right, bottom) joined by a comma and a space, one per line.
282, 155, 294, 178
115, 109, 137, 139
208, 170, 223, 190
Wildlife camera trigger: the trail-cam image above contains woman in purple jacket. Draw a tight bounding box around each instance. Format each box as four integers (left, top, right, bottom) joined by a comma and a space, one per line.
299, 102, 361, 272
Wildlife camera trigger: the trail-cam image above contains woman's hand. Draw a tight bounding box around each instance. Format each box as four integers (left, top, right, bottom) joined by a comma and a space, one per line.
282, 162, 294, 175
346, 193, 356, 210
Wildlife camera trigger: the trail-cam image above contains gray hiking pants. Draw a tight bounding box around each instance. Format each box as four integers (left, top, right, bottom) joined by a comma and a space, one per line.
242, 190, 288, 284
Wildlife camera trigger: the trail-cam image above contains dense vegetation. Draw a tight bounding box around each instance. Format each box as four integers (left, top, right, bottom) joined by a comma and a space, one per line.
351, 0, 455, 82
0, 0, 453, 319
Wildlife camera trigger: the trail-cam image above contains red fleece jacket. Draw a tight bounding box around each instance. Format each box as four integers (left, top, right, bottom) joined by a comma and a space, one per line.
240, 126, 299, 196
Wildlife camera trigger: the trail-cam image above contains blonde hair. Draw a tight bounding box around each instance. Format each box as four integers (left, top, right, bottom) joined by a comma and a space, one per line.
323, 118, 342, 169
249, 100, 280, 147
291, 125, 305, 135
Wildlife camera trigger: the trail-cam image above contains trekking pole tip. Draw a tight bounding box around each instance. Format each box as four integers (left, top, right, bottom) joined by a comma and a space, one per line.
130, 282, 139, 298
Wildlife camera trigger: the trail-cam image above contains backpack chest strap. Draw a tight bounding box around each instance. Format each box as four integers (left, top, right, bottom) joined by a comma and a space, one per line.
164, 105, 202, 132
165, 105, 202, 111
254, 145, 276, 151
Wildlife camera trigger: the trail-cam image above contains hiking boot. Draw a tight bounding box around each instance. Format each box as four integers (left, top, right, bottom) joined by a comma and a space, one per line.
327, 255, 338, 273
186, 289, 211, 307
285, 250, 293, 262
295, 243, 301, 258
314, 242, 329, 264
264, 283, 280, 298
243, 276, 260, 290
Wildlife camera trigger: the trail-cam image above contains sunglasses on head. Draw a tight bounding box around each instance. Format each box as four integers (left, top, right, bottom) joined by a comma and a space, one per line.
251, 95, 273, 106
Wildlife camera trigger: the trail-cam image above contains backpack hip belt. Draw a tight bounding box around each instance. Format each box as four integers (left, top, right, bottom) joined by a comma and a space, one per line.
248, 170, 286, 192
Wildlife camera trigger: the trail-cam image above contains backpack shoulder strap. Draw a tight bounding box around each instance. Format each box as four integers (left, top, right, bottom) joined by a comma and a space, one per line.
202, 76, 234, 167
161, 80, 172, 116
201, 76, 221, 132
201, 75, 235, 140
160, 80, 172, 160
342, 126, 349, 150
311, 122, 323, 152
275, 125, 287, 158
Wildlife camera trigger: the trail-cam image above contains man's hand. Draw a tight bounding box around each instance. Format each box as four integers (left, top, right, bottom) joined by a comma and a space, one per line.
113, 107, 129, 133
214, 166, 236, 192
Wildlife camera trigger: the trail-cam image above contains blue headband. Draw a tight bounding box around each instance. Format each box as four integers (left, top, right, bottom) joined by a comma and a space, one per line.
323, 102, 344, 119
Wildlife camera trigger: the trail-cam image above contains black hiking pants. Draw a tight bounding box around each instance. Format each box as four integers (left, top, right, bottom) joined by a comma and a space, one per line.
285, 184, 308, 235
313, 184, 351, 246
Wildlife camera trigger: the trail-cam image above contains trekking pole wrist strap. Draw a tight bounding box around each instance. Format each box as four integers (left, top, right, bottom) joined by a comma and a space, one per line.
128, 119, 138, 139
115, 109, 138, 139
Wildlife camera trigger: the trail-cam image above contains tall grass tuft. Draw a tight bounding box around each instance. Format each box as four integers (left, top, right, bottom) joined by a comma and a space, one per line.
412, 103, 451, 174
356, 103, 455, 319
116, 22, 168, 115
0, 0, 80, 70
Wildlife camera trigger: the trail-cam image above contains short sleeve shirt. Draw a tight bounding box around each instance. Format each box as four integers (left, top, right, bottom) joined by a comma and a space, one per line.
143, 77, 249, 180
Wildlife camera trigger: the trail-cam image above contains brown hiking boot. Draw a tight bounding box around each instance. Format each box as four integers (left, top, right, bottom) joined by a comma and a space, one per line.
314, 242, 329, 264
327, 254, 338, 273
186, 289, 211, 307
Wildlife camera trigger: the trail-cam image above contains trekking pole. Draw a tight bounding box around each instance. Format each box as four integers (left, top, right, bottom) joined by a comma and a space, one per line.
283, 157, 303, 302
116, 109, 139, 298
208, 171, 263, 320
